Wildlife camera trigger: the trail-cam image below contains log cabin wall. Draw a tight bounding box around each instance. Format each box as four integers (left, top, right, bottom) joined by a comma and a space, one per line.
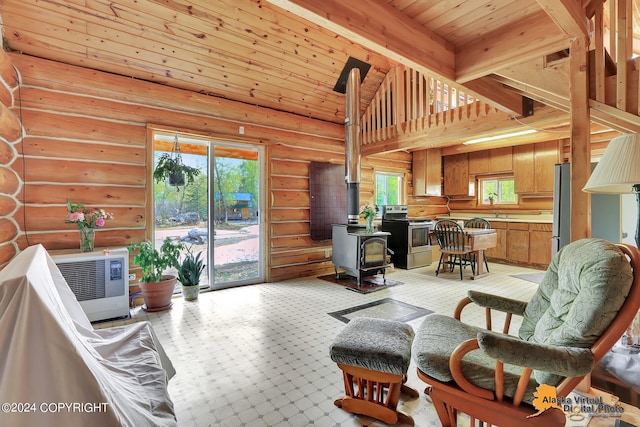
0, 50, 22, 264
0, 52, 446, 281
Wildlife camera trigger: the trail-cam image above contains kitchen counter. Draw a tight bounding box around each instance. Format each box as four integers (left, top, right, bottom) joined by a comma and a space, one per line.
437, 213, 553, 224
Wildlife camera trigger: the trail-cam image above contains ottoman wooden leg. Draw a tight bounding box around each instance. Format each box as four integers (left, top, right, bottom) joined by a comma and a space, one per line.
335, 363, 414, 425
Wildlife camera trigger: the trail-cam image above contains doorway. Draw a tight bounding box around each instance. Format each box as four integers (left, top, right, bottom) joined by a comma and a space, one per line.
152, 131, 264, 290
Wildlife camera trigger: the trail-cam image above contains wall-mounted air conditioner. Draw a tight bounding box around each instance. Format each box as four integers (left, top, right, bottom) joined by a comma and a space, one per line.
52, 248, 130, 322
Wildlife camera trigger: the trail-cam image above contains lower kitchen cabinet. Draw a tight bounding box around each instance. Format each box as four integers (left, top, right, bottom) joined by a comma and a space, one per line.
485, 221, 506, 259
485, 221, 552, 268
506, 222, 530, 264
529, 223, 553, 266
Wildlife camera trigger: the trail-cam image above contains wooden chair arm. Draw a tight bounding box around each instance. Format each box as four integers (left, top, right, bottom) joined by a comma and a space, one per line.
453, 296, 473, 320
449, 338, 494, 401
450, 338, 537, 406
454, 295, 514, 333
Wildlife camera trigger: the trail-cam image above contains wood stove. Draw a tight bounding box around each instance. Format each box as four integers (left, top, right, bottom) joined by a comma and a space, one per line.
332, 224, 390, 284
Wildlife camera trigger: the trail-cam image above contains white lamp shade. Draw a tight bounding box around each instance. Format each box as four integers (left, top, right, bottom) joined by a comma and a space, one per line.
583, 133, 640, 194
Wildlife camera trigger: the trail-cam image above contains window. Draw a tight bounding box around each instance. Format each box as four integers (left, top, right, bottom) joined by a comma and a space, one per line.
479, 176, 517, 205
375, 172, 403, 209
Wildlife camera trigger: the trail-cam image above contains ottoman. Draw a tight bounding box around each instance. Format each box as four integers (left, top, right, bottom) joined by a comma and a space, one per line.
329, 317, 418, 424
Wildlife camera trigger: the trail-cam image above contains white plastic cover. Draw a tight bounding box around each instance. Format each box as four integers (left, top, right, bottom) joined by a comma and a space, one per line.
0, 245, 177, 427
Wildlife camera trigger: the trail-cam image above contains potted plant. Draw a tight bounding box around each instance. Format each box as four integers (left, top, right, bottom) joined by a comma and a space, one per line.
128, 238, 184, 312
153, 152, 201, 188
487, 192, 498, 205
178, 246, 206, 301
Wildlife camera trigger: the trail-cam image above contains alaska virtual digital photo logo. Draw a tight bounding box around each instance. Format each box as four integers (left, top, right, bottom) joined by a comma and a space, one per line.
528, 384, 625, 422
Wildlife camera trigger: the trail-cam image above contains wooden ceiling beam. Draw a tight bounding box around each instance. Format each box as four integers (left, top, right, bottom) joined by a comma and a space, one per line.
461, 77, 524, 116
266, 0, 536, 116
536, 0, 589, 39
456, 11, 569, 83
264, 0, 455, 80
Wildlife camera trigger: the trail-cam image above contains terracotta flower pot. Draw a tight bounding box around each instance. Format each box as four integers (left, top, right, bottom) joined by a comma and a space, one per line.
139, 275, 177, 312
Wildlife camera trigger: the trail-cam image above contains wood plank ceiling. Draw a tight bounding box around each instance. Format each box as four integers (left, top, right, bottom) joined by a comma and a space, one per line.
0, 0, 638, 144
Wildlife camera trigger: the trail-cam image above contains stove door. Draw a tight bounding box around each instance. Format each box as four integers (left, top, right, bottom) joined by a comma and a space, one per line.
360, 237, 387, 268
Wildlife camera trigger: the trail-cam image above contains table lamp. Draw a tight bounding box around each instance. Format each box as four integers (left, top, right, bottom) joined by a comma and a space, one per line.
583, 133, 640, 347
583, 133, 640, 247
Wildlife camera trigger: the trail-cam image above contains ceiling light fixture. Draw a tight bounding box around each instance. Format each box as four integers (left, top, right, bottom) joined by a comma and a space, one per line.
463, 129, 537, 145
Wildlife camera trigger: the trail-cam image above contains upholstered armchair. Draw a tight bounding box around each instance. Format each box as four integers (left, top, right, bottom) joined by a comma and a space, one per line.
412, 238, 640, 426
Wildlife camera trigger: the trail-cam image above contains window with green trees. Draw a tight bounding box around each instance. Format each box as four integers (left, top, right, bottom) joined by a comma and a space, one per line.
375, 172, 403, 210
479, 176, 517, 205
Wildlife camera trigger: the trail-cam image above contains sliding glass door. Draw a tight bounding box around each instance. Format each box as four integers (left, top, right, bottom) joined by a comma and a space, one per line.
153, 132, 263, 290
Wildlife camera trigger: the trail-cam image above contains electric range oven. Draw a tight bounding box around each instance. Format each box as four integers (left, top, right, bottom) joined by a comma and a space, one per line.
381, 205, 433, 269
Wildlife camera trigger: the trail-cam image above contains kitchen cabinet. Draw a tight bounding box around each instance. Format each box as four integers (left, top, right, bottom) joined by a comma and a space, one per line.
484, 221, 552, 267
443, 153, 472, 196
468, 151, 489, 175
529, 223, 553, 266
484, 221, 506, 259
413, 148, 442, 196
506, 222, 529, 263
513, 141, 559, 195
469, 147, 513, 175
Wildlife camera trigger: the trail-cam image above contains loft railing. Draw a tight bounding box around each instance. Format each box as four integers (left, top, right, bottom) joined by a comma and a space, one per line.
589, 0, 640, 125
362, 0, 640, 146
361, 65, 497, 147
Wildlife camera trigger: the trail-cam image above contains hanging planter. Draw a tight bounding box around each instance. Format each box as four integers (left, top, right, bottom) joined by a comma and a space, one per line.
153, 134, 201, 190
168, 172, 186, 187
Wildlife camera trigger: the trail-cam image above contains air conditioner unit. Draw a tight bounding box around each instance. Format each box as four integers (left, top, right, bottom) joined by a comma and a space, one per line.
52, 248, 130, 322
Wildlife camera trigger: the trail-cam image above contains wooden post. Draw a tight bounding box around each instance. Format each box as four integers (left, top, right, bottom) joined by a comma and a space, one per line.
569, 36, 591, 242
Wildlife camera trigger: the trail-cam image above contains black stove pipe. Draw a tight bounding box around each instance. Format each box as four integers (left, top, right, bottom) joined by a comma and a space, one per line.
345, 67, 361, 225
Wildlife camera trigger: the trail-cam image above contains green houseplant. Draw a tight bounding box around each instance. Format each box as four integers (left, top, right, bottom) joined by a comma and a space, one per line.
178, 246, 206, 301
153, 152, 201, 188
129, 238, 184, 311
487, 192, 498, 205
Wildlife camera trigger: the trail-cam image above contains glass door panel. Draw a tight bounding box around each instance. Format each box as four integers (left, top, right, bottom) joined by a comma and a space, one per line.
211, 144, 262, 288
153, 132, 263, 292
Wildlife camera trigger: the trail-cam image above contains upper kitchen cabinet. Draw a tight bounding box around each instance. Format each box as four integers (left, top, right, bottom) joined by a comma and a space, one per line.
443, 153, 473, 197
513, 141, 560, 196
413, 148, 442, 196
468, 147, 513, 175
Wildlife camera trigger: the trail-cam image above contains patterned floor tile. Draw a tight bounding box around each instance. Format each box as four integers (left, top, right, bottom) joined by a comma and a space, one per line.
103, 261, 542, 426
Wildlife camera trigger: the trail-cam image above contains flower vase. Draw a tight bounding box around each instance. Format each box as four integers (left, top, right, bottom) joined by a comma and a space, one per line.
79, 227, 96, 252
366, 217, 376, 233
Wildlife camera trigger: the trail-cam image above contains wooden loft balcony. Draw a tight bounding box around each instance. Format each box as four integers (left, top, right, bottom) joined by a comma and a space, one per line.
361, 0, 640, 157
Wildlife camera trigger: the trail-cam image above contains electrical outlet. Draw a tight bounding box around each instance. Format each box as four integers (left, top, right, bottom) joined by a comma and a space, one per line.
325, 248, 331, 258
128, 274, 136, 281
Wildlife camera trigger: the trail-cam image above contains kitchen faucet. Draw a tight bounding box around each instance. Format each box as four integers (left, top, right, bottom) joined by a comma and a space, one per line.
494, 210, 500, 218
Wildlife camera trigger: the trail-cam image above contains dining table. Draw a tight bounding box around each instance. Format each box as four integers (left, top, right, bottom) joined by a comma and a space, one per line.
434, 225, 498, 279
463, 227, 497, 279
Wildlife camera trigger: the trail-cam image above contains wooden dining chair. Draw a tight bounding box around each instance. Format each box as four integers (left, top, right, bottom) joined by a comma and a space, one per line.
433, 220, 474, 280
464, 217, 491, 273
